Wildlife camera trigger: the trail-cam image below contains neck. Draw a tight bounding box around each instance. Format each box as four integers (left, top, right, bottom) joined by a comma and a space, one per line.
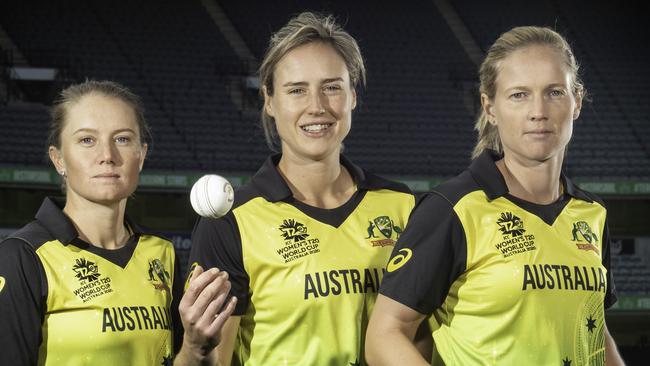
496, 153, 564, 205
277, 151, 356, 209
63, 194, 129, 250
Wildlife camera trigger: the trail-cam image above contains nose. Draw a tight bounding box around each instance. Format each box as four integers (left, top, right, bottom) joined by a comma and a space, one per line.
98, 141, 119, 165
307, 91, 325, 115
528, 95, 548, 121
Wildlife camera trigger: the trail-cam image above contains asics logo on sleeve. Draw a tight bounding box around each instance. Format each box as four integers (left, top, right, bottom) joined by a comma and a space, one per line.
386, 249, 413, 272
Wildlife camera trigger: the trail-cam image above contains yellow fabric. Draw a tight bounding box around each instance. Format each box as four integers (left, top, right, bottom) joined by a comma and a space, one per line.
233, 190, 414, 365
35, 235, 176, 366
432, 191, 608, 365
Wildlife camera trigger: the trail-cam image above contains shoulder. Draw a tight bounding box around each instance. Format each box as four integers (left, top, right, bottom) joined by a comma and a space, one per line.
1, 220, 53, 251
430, 170, 481, 207
232, 180, 266, 209
564, 178, 607, 209
363, 171, 413, 195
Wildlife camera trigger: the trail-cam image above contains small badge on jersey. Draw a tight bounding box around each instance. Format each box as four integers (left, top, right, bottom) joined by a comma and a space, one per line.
148, 259, 171, 292
571, 221, 600, 253
72, 257, 113, 302
494, 212, 537, 258
276, 219, 321, 263
365, 215, 403, 247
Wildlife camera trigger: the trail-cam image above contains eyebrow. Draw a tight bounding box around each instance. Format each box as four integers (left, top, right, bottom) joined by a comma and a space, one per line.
281, 77, 345, 87
505, 82, 569, 91
72, 128, 136, 135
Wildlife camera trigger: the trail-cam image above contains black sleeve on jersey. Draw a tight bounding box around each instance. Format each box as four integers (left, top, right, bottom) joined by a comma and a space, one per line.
189, 213, 250, 315
379, 192, 467, 315
601, 219, 617, 309
0, 238, 47, 365
171, 249, 184, 355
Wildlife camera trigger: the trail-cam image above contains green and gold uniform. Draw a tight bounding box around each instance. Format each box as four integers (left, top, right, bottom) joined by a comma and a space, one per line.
0, 198, 183, 366
380, 150, 617, 366
189, 154, 415, 365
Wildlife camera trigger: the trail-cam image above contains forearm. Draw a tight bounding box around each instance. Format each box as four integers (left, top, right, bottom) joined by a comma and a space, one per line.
605, 327, 625, 366
174, 344, 220, 366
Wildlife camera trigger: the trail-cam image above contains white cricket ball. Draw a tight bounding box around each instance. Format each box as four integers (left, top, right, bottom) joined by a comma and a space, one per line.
190, 174, 235, 219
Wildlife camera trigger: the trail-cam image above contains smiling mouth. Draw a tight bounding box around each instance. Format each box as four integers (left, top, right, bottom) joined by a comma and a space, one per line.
301, 123, 334, 133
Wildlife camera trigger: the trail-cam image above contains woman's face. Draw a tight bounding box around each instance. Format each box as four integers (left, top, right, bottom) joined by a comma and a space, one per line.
483, 45, 582, 164
49, 93, 147, 204
265, 41, 356, 162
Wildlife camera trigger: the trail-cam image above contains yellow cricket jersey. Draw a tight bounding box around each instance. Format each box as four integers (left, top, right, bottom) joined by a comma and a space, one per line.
189, 154, 415, 365
380, 150, 616, 366
0, 198, 183, 366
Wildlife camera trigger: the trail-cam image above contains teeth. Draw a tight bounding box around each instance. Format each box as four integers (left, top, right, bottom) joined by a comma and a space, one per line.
301, 124, 331, 132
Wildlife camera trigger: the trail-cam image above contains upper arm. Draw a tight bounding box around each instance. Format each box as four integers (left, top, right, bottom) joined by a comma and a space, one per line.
379, 193, 467, 314
171, 249, 185, 355
0, 238, 47, 365
369, 294, 427, 339
600, 219, 618, 308
189, 215, 250, 315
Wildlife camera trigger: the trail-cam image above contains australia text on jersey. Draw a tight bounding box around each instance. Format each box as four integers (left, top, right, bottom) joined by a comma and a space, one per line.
304, 267, 385, 299
522, 264, 606, 293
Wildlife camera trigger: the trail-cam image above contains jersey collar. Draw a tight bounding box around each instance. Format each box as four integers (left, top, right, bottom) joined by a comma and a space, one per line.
250, 153, 369, 203
469, 150, 593, 203
34, 197, 144, 246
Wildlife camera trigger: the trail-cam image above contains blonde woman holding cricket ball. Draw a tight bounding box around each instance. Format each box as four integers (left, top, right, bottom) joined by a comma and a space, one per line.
188, 11, 431, 366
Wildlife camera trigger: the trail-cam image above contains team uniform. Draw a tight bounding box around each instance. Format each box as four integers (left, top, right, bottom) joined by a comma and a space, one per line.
0, 197, 183, 366
380, 150, 617, 365
189, 154, 415, 365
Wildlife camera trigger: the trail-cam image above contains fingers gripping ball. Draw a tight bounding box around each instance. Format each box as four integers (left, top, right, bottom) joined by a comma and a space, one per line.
190, 175, 235, 218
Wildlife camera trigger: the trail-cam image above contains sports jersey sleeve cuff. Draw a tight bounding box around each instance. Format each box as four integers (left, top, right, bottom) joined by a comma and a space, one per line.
379, 288, 434, 315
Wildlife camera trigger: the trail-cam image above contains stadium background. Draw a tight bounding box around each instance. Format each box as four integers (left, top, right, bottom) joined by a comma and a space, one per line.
0, 0, 648, 363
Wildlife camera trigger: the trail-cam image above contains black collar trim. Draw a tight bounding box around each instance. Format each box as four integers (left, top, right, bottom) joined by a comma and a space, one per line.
35, 197, 149, 246
469, 150, 593, 203
251, 154, 371, 203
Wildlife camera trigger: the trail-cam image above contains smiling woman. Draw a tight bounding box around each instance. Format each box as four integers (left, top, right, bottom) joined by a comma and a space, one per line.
188, 12, 423, 366
0, 80, 236, 366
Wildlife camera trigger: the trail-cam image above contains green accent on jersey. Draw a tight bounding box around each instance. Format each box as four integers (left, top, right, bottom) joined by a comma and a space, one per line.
432, 191, 608, 365
34, 235, 177, 365
233, 189, 414, 365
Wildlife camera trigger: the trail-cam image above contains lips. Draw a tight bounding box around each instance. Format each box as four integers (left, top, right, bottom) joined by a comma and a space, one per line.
300, 121, 334, 133
94, 173, 120, 178
525, 129, 553, 136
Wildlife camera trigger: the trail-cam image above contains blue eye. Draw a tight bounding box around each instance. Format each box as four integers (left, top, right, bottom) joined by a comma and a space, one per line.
79, 137, 94, 145
510, 92, 527, 100
549, 89, 566, 97
115, 136, 131, 144
324, 84, 342, 92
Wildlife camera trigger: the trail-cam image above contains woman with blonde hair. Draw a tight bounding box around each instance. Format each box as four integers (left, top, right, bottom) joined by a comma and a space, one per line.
188, 12, 425, 365
366, 26, 625, 365
0, 80, 235, 365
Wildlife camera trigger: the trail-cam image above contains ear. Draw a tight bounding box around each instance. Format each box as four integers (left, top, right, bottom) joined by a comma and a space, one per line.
481, 93, 496, 125
138, 143, 148, 171
48, 146, 65, 174
351, 88, 357, 110
572, 91, 583, 121
263, 86, 274, 117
